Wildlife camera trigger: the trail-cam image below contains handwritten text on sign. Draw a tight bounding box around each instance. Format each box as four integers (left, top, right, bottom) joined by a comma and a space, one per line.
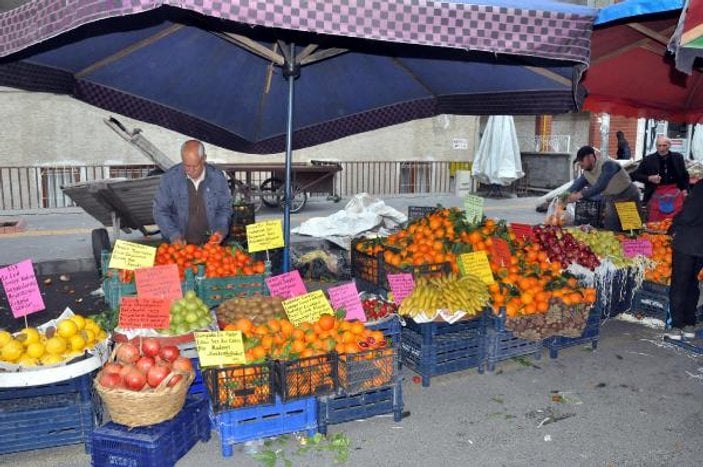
108, 240, 156, 271
327, 282, 365, 322
490, 237, 512, 267
458, 251, 495, 285
135, 264, 182, 300
0, 259, 45, 318
386, 273, 415, 305
118, 296, 171, 329
510, 223, 535, 241
194, 331, 246, 367
614, 202, 642, 231
622, 238, 653, 258
463, 195, 484, 224
282, 290, 334, 327
265, 270, 307, 299
246, 220, 285, 253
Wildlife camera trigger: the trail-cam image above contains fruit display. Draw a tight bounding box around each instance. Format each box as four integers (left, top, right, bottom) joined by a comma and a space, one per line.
567, 227, 629, 267
398, 273, 489, 320
217, 296, 285, 329
640, 233, 672, 285
360, 295, 397, 322
0, 314, 107, 367
161, 291, 213, 336
504, 298, 592, 341
155, 241, 266, 280
533, 225, 600, 270
645, 218, 672, 233
96, 339, 193, 391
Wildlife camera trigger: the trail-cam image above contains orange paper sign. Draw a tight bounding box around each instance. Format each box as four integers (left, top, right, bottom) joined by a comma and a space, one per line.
118, 297, 171, 329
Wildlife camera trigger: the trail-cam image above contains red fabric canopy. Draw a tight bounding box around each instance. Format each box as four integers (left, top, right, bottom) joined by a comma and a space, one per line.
583, 9, 703, 123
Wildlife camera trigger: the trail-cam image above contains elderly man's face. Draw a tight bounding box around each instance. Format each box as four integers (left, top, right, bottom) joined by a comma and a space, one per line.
182, 146, 205, 179
656, 139, 671, 156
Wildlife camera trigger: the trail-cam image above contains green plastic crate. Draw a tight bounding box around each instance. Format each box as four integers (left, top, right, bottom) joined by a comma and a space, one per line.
195, 263, 270, 308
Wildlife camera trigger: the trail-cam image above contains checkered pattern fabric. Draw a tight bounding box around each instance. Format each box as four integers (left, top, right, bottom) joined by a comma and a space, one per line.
0, 0, 593, 63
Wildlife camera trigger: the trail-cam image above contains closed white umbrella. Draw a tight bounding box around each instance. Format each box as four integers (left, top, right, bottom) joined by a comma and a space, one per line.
472, 116, 524, 187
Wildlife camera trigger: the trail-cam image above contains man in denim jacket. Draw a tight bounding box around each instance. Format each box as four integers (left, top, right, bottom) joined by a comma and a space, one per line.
153, 140, 231, 245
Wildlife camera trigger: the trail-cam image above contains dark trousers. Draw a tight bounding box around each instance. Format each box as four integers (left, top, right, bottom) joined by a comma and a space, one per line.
669, 249, 703, 328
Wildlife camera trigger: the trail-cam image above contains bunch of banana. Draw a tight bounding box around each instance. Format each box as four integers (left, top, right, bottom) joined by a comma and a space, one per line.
398, 273, 489, 318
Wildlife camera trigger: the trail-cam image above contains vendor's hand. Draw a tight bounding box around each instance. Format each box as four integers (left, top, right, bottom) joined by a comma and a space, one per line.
566, 192, 582, 203
648, 174, 662, 184
171, 236, 186, 247
208, 232, 224, 244
682, 189, 688, 198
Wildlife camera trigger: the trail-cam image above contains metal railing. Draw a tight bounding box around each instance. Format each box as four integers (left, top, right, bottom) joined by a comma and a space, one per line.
517, 135, 571, 154
0, 161, 458, 211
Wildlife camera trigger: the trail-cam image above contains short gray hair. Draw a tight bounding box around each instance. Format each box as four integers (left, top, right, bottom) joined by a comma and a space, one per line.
181, 140, 206, 159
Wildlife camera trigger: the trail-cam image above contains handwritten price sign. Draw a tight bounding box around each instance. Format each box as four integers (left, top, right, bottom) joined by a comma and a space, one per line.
118, 296, 171, 329
614, 202, 642, 231
0, 259, 45, 318
108, 240, 156, 271
490, 237, 512, 267
327, 282, 365, 322
510, 223, 535, 241
458, 251, 495, 285
282, 290, 334, 327
386, 273, 415, 305
194, 331, 246, 367
247, 220, 285, 253
265, 270, 307, 299
463, 195, 484, 224
135, 264, 182, 300
622, 238, 653, 258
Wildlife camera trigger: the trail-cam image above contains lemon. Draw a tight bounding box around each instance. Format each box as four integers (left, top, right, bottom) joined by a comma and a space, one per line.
84, 318, 100, 334
0, 330, 12, 348
97, 330, 108, 342
26, 342, 45, 359
69, 315, 86, 330
57, 320, 78, 339
69, 334, 86, 352
17, 354, 38, 367
17, 328, 41, 347
45, 336, 67, 355
40, 353, 64, 365
82, 329, 96, 346
1, 340, 24, 362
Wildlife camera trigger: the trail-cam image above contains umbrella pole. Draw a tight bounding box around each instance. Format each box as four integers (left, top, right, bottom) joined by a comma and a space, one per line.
282, 43, 298, 272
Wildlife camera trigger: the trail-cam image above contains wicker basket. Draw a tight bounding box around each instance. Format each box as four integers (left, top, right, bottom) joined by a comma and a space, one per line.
94, 369, 194, 428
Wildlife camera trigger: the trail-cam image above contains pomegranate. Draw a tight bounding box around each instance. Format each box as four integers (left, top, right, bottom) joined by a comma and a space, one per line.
147, 365, 171, 388
141, 338, 161, 358
116, 343, 140, 364
124, 369, 147, 391
99, 372, 122, 389
172, 357, 193, 373
135, 356, 155, 374
159, 345, 180, 363
103, 362, 123, 375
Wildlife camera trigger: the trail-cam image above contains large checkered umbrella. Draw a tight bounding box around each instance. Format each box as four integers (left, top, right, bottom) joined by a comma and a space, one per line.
0, 0, 596, 270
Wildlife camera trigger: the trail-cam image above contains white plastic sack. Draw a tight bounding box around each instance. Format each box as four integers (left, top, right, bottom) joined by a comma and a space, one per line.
472, 116, 524, 186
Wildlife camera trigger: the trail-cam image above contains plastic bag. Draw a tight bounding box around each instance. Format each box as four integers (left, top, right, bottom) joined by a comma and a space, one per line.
545, 197, 575, 226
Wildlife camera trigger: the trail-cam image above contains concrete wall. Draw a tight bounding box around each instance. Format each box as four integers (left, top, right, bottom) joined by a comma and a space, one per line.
0, 88, 478, 167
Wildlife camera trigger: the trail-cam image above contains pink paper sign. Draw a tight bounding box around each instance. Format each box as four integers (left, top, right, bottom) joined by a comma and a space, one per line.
386, 273, 415, 304
622, 238, 653, 258
0, 259, 45, 318
327, 282, 366, 322
118, 296, 171, 329
265, 270, 307, 299
135, 264, 182, 301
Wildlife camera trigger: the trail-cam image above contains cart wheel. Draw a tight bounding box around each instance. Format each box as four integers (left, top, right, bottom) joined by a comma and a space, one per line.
231, 180, 262, 212
91, 228, 110, 276
260, 177, 283, 208
286, 185, 308, 213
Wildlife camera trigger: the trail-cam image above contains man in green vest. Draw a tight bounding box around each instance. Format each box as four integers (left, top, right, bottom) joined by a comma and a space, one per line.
566, 145, 641, 231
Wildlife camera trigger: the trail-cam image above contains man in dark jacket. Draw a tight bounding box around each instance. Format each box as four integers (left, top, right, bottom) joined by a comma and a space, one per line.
153, 140, 232, 245
631, 136, 689, 221
666, 178, 703, 340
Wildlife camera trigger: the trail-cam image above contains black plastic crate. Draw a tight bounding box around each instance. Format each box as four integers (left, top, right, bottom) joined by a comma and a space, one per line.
485, 311, 543, 372
407, 205, 439, 221
574, 200, 603, 228
642, 280, 670, 295
631, 289, 671, 325
275, 353, 339, 401
338, 347, 398, 394
543, 305, 601, 359
351, 239, 384, 290
400, 323, 485, 387
317, 381, 403, 435
202, 362, 276, 414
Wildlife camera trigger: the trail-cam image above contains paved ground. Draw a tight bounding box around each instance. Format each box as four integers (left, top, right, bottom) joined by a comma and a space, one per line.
2, 194, 703, 466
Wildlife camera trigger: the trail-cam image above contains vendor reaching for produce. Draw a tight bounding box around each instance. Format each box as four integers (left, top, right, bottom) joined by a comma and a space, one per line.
630, 136, 689, 222
565, 145, 641, 231
153, 140, 232, 245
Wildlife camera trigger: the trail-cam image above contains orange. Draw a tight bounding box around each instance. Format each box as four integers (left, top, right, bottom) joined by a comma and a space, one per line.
318, 314, 336, 332
349, 322, 365, 335
235, 318, 254, 334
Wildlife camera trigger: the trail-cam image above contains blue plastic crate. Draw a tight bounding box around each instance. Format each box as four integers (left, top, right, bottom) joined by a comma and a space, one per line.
1, 397, 96, 455
0, 372, 93, 401
404, 313, 486, 346
317, 381, 403, 435
631, 289, 671, 325
400, 321, 485, 387
90, 396, 210, 467
367, 314, 401, 347
211, 395, 317, 457
485, 312, 543, 372
189, 357, 204, 396
543, 306, 601, 359
642, 280, 669, 295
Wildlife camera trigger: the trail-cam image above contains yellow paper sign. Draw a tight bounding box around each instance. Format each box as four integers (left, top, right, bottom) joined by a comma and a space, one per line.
614, 202, 642, 230
282, 290, 334, 327
246, 220, 285, 253
194, 331, 246, 367
108, 240, 156, 271
458, 251, 495, 285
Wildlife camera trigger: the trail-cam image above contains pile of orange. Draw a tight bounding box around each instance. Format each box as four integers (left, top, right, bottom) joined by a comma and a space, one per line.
640, 233, 672, 284
155, 242, 266, 279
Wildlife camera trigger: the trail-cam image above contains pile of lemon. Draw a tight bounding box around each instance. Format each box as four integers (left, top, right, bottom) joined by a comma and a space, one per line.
0, 314, 107, 367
